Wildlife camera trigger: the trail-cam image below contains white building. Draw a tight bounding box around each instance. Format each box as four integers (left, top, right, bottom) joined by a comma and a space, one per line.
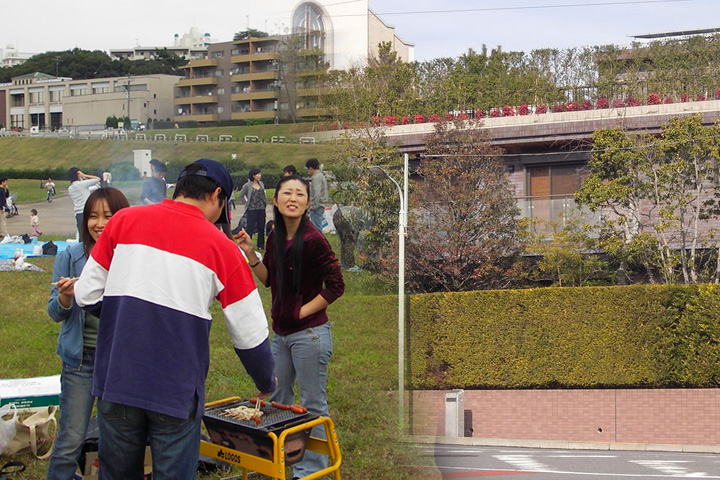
110, 27, 217, 62
247, 0, 414, 70
0, 45, 35, 67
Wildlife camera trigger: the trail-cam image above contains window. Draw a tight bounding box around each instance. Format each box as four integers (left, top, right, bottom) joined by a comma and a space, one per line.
29, 90, 44, 104
49, 90, 63, 103
217, 88, 225, 95
293, 2, 325, 50
70, 85, 87, 96
526, 164, 588, 222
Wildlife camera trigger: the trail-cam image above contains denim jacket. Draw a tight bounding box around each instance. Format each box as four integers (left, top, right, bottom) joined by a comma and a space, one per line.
47, 243, 87, 368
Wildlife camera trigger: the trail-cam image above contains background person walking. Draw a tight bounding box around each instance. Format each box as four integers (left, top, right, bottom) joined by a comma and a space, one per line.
305, 158, 328, 231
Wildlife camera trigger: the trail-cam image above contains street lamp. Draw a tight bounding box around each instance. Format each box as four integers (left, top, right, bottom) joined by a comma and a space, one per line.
370, 152, 409, 432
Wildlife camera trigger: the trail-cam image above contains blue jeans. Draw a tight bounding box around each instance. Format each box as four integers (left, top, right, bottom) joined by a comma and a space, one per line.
270, 323, 332, 478
309, 207, 325, 231
97, 400, 201, 480
46, 348, 96, 480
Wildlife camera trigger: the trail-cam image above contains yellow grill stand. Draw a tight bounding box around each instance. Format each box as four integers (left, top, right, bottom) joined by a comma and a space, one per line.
200, 397, 342, 480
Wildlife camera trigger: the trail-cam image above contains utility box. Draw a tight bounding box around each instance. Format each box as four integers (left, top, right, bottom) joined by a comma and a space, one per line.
133, 149, 152, 178
445, 390, 465, 437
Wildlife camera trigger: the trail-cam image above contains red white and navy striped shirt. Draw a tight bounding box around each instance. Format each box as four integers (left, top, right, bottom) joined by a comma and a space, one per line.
75, 199, 274, 419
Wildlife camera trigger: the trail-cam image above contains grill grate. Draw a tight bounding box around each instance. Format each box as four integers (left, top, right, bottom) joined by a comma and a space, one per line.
204, 399, 310, 432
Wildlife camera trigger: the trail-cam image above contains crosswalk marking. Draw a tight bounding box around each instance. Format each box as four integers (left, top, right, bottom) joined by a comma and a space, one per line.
495, 454, 549, 471
632, 460, 708, 477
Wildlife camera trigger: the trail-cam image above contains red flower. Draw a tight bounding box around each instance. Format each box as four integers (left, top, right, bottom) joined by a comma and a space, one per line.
502, 105, 515, 116
664, 96, 674, 104
715, 89, 720, 99
580, 100, 593, 110
565, 101, 579, 112
342, 122, 352, 129
551, 104, 566, 113
474, 109, 484, 118
612, 99, 625, 108
536, 105, 547, 114
490, 108, 502, 118
697, 93, 706, 101
383, 115, 396, 125
518, 104, 530, 115
372, 115, 380, 125
647, 93, 660, 105
445, 113, 454, 120
457, 112, 470, 120
681, 94, 690, 102
596, 98, 609, 109
414, 114, 427, 124
625, 97, 640, 107
329, 122, 338, 130
429, 114, 440, 122
401, 115, 411, 125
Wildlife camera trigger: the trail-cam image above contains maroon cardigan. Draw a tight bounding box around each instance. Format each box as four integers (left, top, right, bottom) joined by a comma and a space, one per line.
262, 222, 344, 336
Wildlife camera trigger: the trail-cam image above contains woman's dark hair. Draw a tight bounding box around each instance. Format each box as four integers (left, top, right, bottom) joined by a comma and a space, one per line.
67, 167, 80, 183
173, 164, 227, 203
272, 175, 310, 297
283, 165, 297, 175
81, 187, 130, 258
248, 168, 261, 181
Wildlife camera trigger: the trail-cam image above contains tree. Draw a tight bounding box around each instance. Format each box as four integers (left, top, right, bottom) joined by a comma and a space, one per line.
405, 119, 522, 292
576, 115, 720, 284
233, 29, 268, 40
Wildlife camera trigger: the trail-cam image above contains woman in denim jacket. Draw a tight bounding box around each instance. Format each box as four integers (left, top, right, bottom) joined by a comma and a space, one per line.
45, 188, 129, 480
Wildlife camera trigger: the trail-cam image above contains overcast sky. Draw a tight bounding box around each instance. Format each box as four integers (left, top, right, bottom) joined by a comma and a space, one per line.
3, 0, 719, 62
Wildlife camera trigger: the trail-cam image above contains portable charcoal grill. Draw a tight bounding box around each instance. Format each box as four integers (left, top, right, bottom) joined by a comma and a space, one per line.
200, 396, 342, 479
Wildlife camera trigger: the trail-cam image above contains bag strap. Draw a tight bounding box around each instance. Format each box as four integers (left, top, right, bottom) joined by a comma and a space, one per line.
0, 461, 26, 475
24, 406, 57, 460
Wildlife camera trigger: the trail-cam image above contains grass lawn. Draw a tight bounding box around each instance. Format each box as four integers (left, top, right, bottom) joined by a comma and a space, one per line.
0, 234, 435, 479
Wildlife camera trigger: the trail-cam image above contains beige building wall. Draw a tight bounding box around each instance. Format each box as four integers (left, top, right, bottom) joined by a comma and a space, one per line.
368, 11, 414, 62
0, 73, 181, 131
62, 75, 181, 129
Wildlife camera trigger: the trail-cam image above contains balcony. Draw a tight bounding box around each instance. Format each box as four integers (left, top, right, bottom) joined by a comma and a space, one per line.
181, 59, 218, 69
231, 91, 277, 101
517, 195, 602, 234
177, 76, 219, 87
231, 51, 279, 63
231, 71, 278, 82
174, 113, 218, 123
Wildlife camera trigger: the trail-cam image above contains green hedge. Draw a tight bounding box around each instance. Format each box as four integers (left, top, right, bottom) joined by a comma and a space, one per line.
410, 284, 720, 389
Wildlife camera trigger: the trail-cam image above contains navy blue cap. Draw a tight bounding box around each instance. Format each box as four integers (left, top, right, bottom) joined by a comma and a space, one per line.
178, 158, 233, 224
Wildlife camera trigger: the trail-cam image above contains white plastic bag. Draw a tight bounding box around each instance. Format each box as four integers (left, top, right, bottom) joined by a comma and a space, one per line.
0, 403, 17, 455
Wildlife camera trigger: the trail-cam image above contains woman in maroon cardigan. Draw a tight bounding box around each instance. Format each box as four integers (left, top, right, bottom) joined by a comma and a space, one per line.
235, 174, 344, 479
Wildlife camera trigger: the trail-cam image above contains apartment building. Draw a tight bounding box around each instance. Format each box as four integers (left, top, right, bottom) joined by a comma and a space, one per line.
0, 72, 181, 131
174, 0, 413, 125
110, 27, 216, 62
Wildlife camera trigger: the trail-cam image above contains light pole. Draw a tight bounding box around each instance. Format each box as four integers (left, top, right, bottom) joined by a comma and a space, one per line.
370, 153, 409, 432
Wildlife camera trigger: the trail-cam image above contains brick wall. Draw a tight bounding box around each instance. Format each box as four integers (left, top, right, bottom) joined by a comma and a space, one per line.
411, 389, 720, 446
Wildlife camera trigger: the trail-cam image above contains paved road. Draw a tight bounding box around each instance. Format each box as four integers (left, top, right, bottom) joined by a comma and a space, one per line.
424, 444, 720, 479
6, 187, 273, 237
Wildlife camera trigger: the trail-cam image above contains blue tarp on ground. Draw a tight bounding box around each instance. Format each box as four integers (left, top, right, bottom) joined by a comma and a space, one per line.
0, 238, 72, 260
